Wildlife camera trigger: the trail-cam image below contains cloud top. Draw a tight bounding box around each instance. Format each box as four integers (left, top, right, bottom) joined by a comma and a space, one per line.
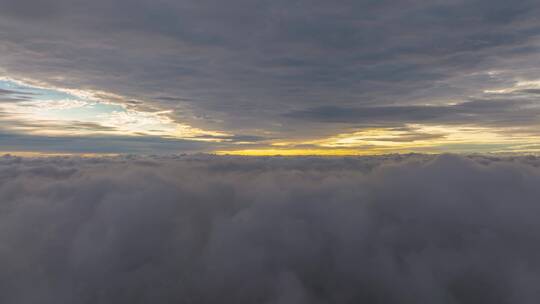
1, 154, 540, 303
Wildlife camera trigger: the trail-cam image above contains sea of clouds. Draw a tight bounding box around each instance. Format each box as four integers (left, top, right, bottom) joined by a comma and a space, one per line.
1, 153, 540, 303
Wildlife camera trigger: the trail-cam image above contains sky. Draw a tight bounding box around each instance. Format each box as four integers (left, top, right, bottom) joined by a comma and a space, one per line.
1, 0, 540, 155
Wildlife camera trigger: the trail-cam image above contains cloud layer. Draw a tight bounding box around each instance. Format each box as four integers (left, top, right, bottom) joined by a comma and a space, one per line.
2, 154, 540, 303
1, 0, 540, 154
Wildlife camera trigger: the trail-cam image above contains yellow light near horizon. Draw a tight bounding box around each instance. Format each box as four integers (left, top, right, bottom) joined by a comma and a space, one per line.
214, 148, 390, 156
215, 124, 540, 156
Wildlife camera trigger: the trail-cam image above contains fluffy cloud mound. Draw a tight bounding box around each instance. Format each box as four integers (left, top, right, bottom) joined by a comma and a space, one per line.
1, 154, 540, 303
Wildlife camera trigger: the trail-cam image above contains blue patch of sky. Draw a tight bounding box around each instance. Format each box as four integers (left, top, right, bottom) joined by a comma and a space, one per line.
53, 103, 125, 121
1, 79, 126, 120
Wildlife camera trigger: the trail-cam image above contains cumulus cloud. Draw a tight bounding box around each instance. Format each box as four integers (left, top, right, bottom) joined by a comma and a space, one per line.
1, 154, 540, 303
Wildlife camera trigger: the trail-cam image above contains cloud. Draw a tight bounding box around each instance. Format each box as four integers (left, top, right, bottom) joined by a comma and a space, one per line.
285, 98, 540, 129
0, 132, 210, 154
1, 0, 540, 139
0, 87, 36, 102
1, 154, 540, 303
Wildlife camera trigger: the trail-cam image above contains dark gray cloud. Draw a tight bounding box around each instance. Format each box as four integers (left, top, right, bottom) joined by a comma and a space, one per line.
0, 87, 35, 102
1, 154, 540, 303
286, 98, 540, 128
1, 0, 540, 141
0, 132, 210, 154
0, 88, 20, 95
